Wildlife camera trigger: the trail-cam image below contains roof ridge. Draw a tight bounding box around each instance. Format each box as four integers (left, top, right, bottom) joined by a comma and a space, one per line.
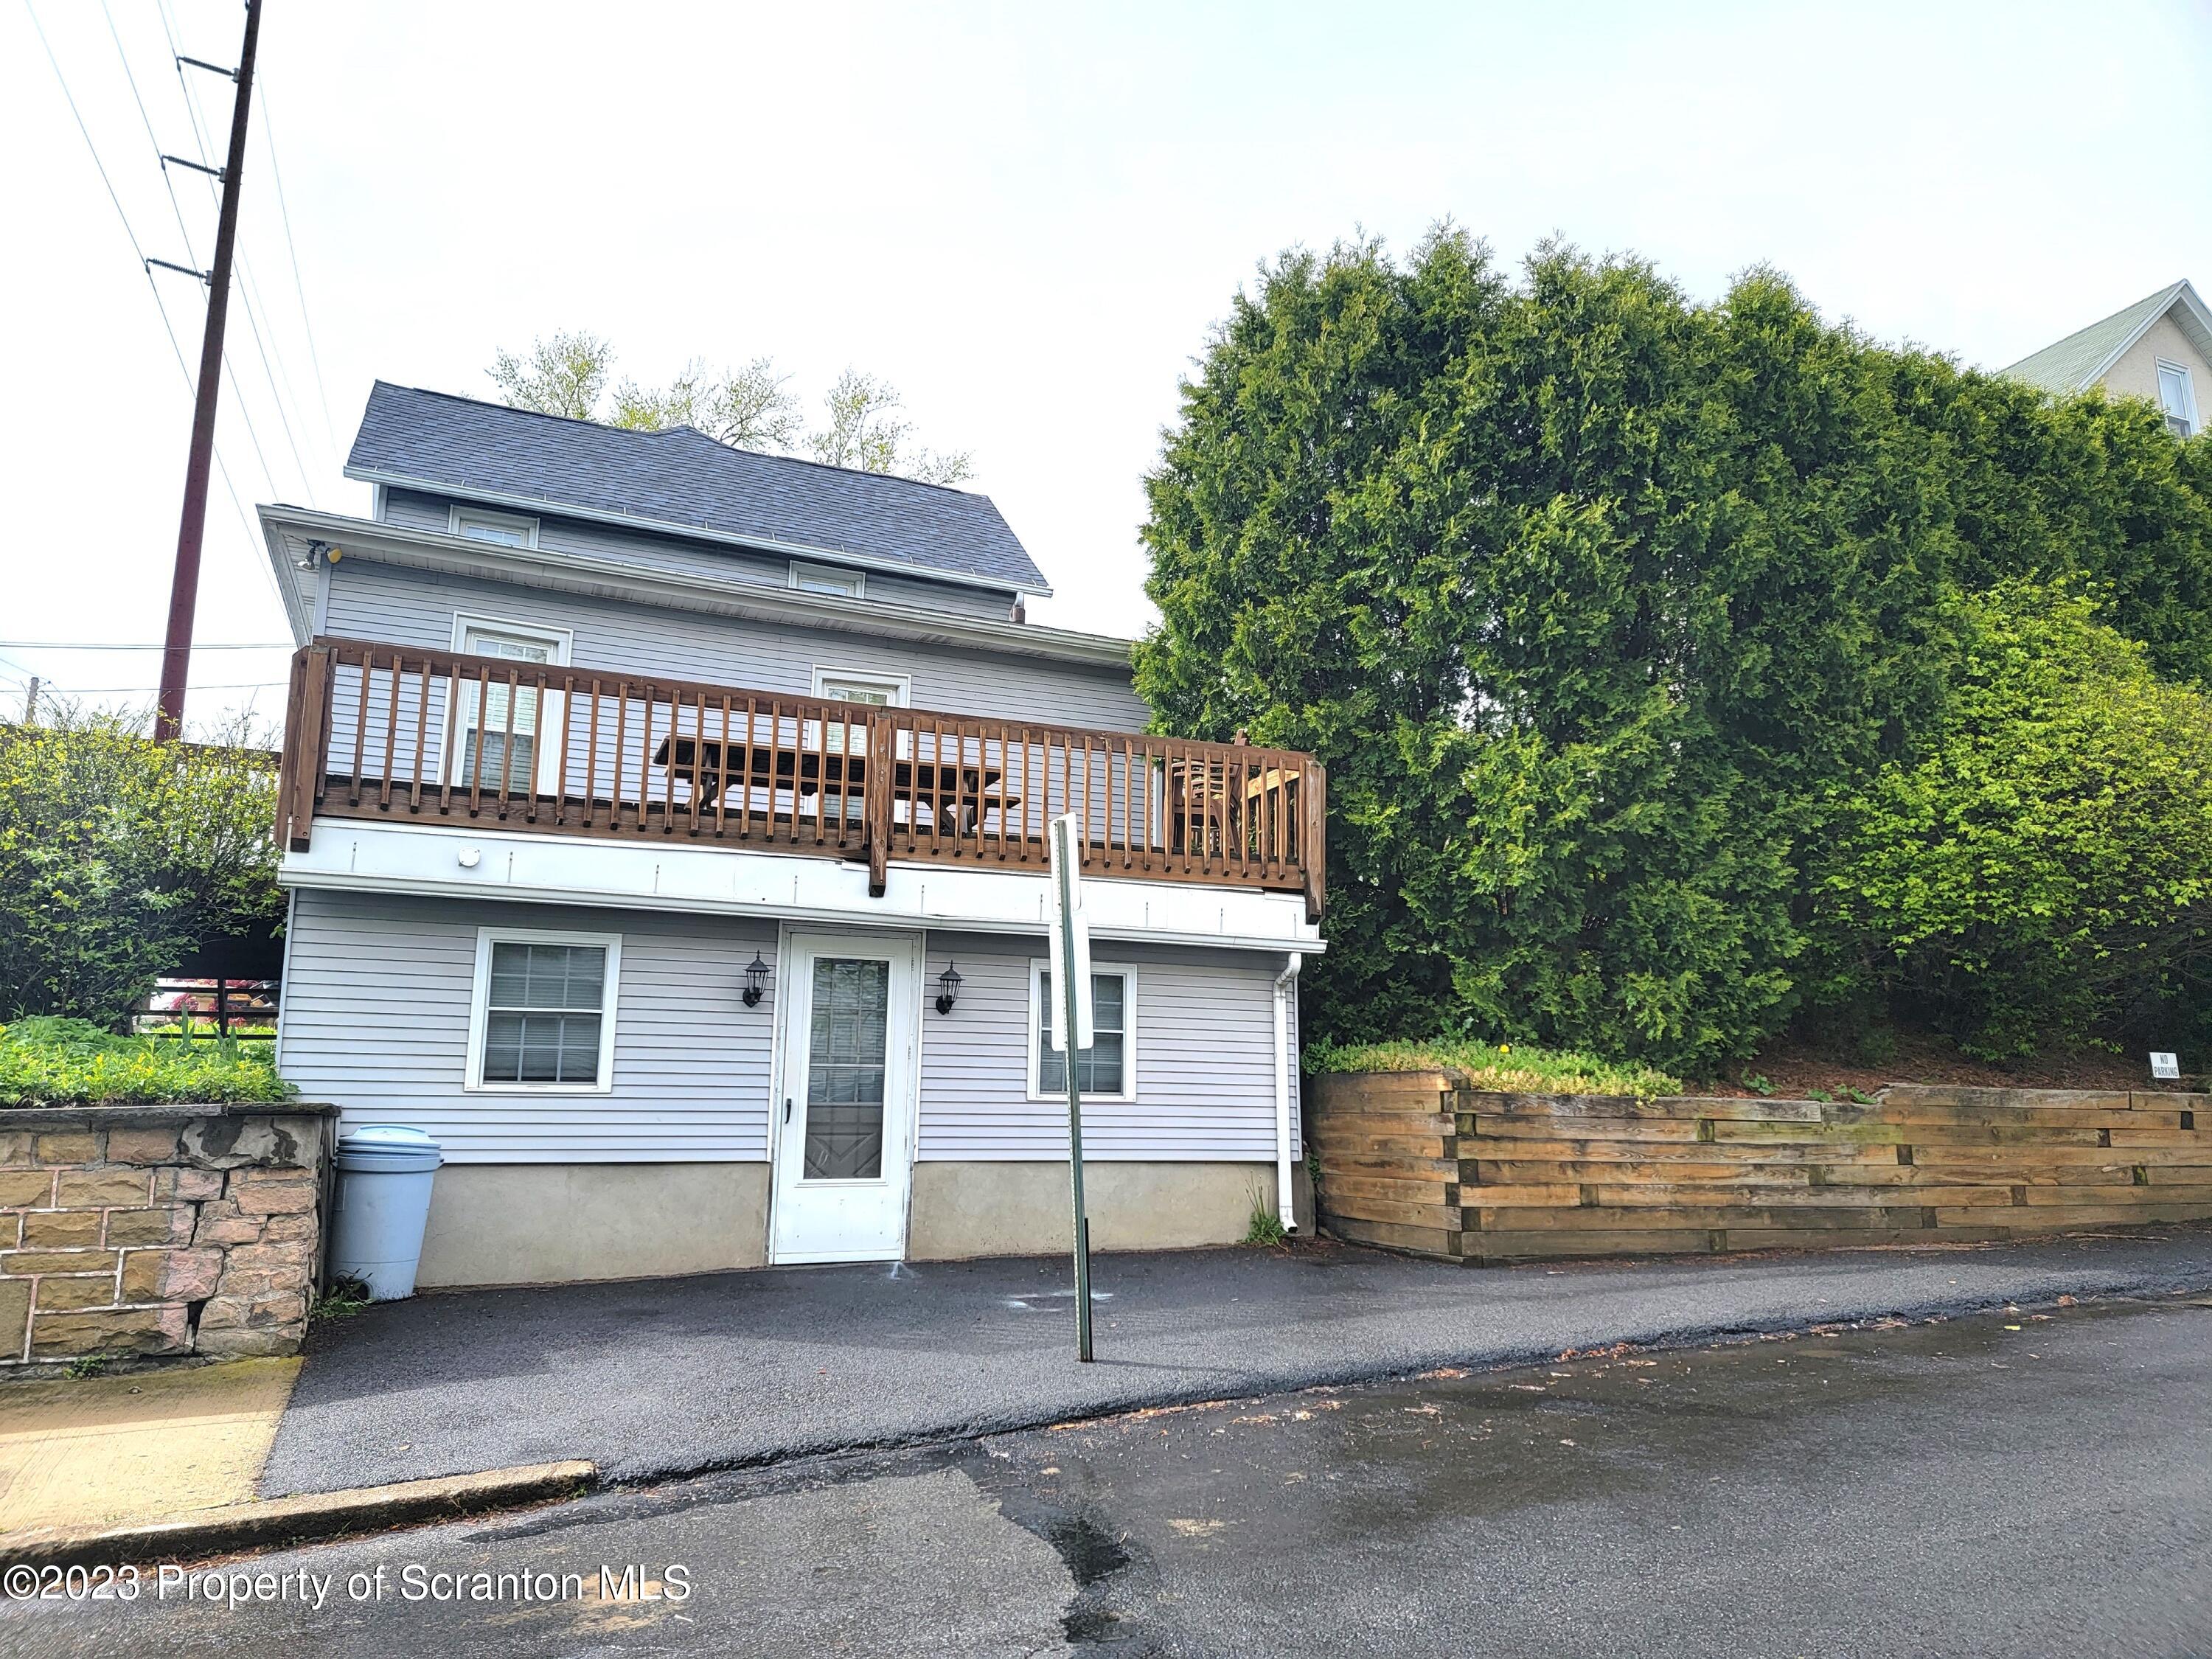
377, 380, 987, 499
2000, 281, 2187, 380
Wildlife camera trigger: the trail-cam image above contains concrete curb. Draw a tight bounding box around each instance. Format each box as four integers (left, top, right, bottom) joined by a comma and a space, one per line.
0, 1461, 597, 1569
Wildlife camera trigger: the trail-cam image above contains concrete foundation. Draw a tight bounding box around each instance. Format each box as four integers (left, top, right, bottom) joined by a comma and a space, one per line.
415, 1164, 771, 1288
414, 1158, 1316, 1286
905, 1161, 1315, 1262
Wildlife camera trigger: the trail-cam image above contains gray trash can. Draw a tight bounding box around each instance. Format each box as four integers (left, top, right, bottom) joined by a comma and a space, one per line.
328, 1124, 443, 1301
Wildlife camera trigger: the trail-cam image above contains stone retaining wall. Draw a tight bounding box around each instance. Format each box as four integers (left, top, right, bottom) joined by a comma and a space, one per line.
1310, 1073, 2212, 1265
0, 1104, 337, 1364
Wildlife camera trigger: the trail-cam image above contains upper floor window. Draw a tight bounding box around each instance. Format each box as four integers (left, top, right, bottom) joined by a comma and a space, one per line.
449, 616, 571, 791
451, 507, 540, 549
813, 667, 910, 707
2158, 362, 2199, 439
790, 560, 864, 599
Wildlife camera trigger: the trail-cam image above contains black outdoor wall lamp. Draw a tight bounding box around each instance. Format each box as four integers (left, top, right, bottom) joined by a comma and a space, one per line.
742, 952, 773, 1008
934, 962, 963, 1016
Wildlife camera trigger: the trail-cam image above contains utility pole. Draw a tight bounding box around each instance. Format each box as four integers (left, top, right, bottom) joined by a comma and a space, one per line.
154, 0, 263, 742
21, 678, 38, 726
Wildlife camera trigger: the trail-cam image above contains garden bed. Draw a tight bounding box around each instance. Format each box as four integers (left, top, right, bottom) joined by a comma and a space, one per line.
0, 1018, 291, 1108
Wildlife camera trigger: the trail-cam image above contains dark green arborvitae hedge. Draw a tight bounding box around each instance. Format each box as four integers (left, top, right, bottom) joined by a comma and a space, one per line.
1135, 230, 2212, 1071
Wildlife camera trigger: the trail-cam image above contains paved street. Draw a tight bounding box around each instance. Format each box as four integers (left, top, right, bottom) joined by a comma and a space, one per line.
262, 1228, 2212, 1495
8, 1291, 2212, 1656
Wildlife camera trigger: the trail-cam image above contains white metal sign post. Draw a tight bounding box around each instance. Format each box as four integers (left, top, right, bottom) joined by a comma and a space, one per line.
1047, 813, 1097, 1362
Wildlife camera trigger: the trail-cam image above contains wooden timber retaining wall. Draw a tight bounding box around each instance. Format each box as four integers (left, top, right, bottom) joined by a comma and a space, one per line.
1309, 1071, 2212, 1265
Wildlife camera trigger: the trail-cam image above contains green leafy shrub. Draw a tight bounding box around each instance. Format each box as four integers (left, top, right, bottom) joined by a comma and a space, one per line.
1811, 582, 2212, 1057
1305, 1036, 1680, 1096
0, 712, 282, 1029
0, 1018, 292, 1106
1136, 229, 2212, 1071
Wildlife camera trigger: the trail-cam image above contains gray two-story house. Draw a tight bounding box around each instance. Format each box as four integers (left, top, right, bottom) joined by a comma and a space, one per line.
262, 383, 1324, 1288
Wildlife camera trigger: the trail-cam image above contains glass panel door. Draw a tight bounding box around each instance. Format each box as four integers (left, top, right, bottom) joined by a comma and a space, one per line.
769, 931, 921, 1265
803, 959, 890, 1180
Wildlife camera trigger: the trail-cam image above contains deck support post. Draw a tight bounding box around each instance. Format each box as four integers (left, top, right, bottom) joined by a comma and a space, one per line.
864, 714, 895, 897
280, 644, 331, 852
1301, 759, 1327, 923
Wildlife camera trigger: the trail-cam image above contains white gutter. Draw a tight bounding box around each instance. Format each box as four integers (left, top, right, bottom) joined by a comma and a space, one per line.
256, 506, 1133, 670
1273, 951, 1304, 1234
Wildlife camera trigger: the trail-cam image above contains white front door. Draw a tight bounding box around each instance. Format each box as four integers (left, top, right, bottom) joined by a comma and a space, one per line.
769, 930, 922, 1264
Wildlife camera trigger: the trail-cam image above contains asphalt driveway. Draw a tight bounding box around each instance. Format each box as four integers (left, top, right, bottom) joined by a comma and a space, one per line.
261, 1226, 2212, 1498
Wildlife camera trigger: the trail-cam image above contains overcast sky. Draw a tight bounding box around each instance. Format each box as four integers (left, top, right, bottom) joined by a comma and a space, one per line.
6, 1, 2210, 731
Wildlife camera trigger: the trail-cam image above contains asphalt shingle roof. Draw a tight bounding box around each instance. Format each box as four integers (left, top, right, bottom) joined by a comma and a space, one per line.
2000, 282, 2188, 396
344, 381, 1048, 593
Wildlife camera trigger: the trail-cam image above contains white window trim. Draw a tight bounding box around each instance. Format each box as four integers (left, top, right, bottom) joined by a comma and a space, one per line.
811, 665, 911, 706
465, 926, 622, 1094
449, 505, 541, 549
442, 614, 574, 793
1024, 959, 1138, 1104
2156, 358, 2199, 435
448, 613, 574, 663
789, 560, 865, 599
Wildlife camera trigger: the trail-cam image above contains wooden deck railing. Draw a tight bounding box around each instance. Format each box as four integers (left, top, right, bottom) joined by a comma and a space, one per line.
276, 639, 1325, 919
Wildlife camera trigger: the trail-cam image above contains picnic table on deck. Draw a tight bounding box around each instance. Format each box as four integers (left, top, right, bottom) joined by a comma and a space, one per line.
649, 734, 1017, 835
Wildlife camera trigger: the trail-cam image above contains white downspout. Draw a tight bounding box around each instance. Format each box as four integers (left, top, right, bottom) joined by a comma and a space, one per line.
1273, 952, 1304, 1234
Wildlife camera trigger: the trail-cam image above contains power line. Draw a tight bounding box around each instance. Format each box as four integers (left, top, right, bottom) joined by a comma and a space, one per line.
157, 0, 304, 509
0, 640, 291, 651
232, 239, 319, 504
31, 0, 284, 627
100, 0, 197, 268
34, 681, 288, 695
88, 0, 269, 560
258, 77, 340, 465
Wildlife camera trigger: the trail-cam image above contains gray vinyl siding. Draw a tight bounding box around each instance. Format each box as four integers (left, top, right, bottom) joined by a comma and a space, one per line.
279, 893, 1297, 1166
380, 487, 1020, 620
916, 933, 1298, 1164
279, 889, 776, 1162
323, 558, 1147, 732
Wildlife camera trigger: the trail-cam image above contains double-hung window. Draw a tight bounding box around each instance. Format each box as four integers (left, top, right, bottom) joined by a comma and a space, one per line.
449, 616, 570, 793
2158, 361, 2199, 439
1029, 965, 1135, 1102
467, 929, 620, 1091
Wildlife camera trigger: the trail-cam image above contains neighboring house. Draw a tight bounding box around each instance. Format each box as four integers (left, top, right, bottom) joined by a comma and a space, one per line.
262, 384, 1324, 1287
2001, 278, 2212, 437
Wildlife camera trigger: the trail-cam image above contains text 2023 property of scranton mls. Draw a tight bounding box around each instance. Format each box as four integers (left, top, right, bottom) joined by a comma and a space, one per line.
262, 383, 1325, 1286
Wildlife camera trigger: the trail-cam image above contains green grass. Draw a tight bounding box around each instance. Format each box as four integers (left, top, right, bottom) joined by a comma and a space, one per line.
1304, 1036, 1681, 1098
0, 1017, 293, 1107
1242, 1194, 1288, 1247
310, 1274, 374, 1324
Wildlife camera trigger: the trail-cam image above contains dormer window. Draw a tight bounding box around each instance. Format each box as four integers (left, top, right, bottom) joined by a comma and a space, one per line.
451, 507, 540, 549
790, 560, 864, 599
2158, 362, 2199, 439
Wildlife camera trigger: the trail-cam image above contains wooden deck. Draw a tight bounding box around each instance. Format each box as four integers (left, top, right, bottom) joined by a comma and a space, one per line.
276, 638, 1326, 918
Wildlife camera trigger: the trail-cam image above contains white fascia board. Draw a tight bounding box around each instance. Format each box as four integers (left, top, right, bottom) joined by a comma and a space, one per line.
259, 511, 316, 641
342, 463, 1055, 599
279, 818, 1326, 956
2081, 280, 2192, 389
2168, 281, 2212, 372
257, 506, 1130, 670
